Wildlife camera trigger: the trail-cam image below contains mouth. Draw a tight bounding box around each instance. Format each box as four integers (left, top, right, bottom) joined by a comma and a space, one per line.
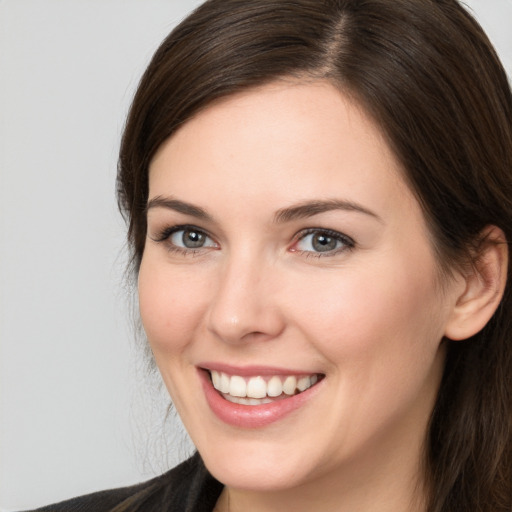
199, 366, 325, 428
207, 369, 324, 406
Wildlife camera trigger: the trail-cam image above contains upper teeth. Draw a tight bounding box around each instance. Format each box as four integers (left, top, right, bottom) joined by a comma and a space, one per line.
210, 370, 318, 398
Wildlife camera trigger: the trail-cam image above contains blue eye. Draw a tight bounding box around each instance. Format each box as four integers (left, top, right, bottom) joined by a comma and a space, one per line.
169, 228, 217, 249
294, 229, 354, 255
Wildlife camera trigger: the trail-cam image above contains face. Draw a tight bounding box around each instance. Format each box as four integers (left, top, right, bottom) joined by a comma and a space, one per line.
138, 81, 461, 494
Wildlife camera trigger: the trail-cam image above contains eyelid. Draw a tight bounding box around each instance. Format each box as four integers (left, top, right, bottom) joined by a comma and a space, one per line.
149, 224, 220, 257
150, 224, 213, 243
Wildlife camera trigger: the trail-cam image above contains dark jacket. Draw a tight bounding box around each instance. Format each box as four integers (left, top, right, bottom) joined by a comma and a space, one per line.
24, 453, 223, 512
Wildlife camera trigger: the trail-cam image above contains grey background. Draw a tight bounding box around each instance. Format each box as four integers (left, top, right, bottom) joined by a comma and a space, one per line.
0, 1, 510, 510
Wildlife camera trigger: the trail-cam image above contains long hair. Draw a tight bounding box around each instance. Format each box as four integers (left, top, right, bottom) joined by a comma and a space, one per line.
117, 1, 512, 510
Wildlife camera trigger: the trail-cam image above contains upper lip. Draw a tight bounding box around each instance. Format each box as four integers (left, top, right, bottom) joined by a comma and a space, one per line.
198, 362, 322, 377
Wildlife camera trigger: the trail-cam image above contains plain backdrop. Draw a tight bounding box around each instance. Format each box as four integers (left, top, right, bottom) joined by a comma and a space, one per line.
0, 1, 511, 510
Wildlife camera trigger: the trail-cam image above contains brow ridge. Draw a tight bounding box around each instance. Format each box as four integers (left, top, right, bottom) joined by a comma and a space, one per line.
274, 199, 382, 224
146, 196, 213, 221
146, 196, 381, 224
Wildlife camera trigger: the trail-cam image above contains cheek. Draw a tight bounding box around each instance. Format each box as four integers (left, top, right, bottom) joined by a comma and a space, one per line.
138, 258, 211, 355
288, 258, 445, 367
287, 260, 446, 440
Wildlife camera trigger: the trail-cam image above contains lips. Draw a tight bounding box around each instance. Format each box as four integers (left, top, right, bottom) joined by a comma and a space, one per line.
199, 365, 324, 427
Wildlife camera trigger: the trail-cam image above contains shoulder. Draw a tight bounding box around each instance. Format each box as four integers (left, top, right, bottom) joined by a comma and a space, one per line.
22, 453, 223, 512
21, 478, 158, 512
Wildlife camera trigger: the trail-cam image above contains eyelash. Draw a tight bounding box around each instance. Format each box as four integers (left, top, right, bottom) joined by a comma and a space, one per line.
150, 225, 355, 258
151, 224, 218, 256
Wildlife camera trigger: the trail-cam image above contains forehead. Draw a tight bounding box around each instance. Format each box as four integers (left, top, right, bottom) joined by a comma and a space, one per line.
148, 80, 417, 224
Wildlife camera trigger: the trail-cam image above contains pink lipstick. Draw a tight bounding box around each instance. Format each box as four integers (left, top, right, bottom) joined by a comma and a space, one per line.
198, 365, 323, 428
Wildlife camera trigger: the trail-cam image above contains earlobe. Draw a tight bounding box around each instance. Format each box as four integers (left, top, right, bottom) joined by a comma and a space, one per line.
444, 226, 508, 341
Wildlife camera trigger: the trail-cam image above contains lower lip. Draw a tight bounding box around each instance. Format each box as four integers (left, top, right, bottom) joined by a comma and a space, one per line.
199, 370, 322, 428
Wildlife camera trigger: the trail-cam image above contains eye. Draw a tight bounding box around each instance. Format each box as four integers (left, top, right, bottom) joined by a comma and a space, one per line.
151, 225, 218, 253
292, 229, 354, 255
170, 228, 216, 249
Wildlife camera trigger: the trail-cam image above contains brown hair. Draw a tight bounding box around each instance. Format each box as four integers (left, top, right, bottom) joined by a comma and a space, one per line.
117, 0, 512, 510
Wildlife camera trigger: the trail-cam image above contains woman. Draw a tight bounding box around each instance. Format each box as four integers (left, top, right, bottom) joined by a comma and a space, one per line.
29, 0, 512, 511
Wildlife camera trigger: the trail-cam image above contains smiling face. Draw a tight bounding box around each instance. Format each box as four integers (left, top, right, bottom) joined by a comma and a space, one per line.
138, 81, 463, 501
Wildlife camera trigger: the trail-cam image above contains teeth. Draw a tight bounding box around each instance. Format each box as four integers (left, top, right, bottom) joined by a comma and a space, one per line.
282, 376, 297, 395
211, 370, 220, 389
224, 395, 274, 406
209, 370, 319, 401
229, 375, 247, 397
246, 376, 267, 399
220, 372, 230, 393
267, 376, 283, 397
297, 376, 311, 392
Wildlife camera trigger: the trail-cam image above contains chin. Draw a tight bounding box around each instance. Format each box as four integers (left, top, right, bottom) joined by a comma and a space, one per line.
194, 434, 325, 492
204, 455, 311, 492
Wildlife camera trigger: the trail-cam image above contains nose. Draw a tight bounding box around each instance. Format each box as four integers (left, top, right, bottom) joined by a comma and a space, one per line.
206, 254, 285, 345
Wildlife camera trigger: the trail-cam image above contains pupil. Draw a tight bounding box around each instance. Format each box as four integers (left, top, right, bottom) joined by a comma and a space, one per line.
312, 234, 337, 252
183, 230, 205, 248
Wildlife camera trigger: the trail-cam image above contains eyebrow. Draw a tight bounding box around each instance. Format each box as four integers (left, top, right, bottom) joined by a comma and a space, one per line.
146, 196, 382, 224
274, 199, 383, 224
146, 196, 213, 221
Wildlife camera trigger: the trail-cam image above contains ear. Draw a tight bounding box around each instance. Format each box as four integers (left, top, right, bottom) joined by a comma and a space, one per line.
444, 226, 508, 341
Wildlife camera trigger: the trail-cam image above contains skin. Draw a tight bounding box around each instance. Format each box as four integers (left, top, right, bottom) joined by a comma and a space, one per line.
138, 81, 468, 512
